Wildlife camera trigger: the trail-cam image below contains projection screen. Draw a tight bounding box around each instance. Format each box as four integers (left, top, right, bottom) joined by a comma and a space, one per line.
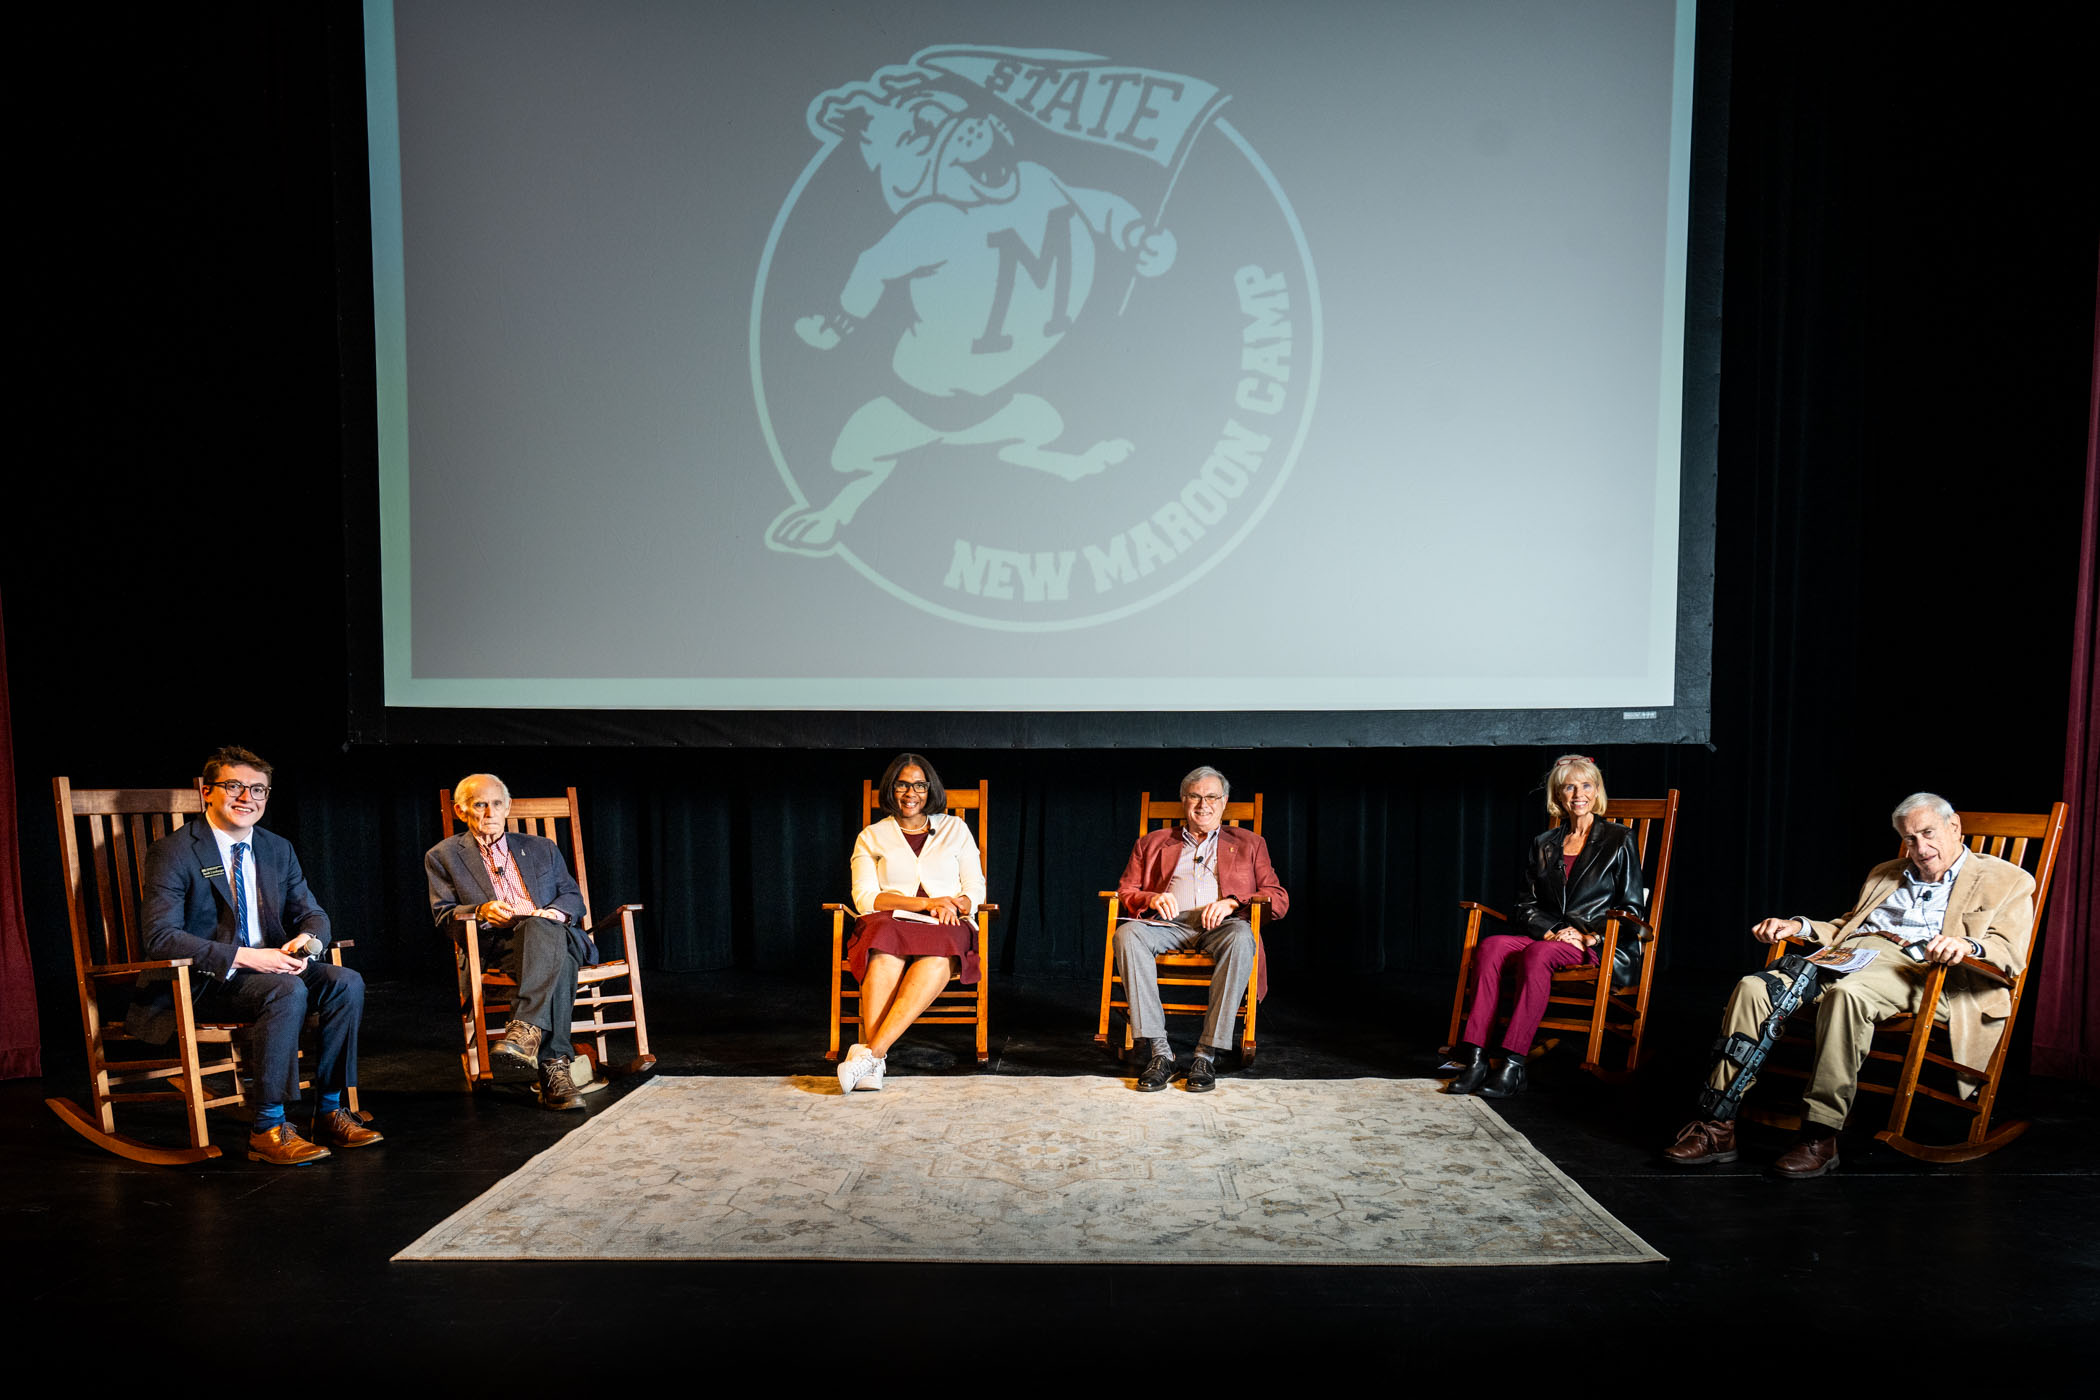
357, 0, 1714, 742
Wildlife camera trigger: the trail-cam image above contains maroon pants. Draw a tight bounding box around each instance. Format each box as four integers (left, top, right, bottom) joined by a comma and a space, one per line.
1462, 933, 1597, 1053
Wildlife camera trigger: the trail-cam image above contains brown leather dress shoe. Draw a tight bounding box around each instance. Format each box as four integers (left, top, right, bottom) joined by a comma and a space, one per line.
1772, 1130, 1840, 1179
1662, 1118, 1738, 1166
312, 1107, 385, 1149
248, 1123, 332, 1166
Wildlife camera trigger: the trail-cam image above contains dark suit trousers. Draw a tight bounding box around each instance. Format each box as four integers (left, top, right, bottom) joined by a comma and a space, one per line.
195, 960, 363, 1110
489, 917, 581, 1060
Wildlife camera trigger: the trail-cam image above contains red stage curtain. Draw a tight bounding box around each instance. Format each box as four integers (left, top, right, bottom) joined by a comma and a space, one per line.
2033, 259, 2100, 1084
0, 590, 42, 1079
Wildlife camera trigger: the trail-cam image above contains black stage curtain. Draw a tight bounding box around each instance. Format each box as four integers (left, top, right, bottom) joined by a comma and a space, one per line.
8, 6, 2096, 1053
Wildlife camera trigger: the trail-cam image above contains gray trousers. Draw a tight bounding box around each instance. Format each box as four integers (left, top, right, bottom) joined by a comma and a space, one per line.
491, 917, 583, 1061
1114, 917, 1256, 1051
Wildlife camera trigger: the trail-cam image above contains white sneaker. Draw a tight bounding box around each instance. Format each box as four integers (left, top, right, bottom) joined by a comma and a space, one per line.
855, 1055, 886, 1092
836, 1043, 880, 1094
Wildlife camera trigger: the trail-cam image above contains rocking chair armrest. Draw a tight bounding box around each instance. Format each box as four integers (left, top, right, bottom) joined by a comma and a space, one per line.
94, 957, 195, 977
1952, 958, 2012, 989
827, 898, 993, 920
1601, 909, 1654, 942
609, 903, 644, 916
1097, 891, 1256, 913
1457, 901, 1509, 922
1776, 935, 2009, 985
1765, 933, 1809, 966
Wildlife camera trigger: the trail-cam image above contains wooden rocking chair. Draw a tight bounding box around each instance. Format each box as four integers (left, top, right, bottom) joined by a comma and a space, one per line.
825, 778, 996, 1067
1749, 803, 2068, 1162
438, 786, 654, 1088
1445, 791, 1680, 1080
44, 777, 362, 1165
1095, 792, 1271, 1064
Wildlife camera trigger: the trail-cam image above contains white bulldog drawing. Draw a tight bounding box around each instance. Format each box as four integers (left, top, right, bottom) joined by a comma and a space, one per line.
767, 82, 1178, 555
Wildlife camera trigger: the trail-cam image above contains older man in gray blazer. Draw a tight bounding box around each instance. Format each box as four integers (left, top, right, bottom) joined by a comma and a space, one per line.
426, 773, 595, 1110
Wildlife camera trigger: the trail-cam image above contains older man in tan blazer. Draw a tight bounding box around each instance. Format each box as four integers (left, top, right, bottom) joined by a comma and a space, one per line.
1666, 793, 2036, 1178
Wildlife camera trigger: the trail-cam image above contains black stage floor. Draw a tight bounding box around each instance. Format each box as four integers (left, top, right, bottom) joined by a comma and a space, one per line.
9, 968, 2099, 1373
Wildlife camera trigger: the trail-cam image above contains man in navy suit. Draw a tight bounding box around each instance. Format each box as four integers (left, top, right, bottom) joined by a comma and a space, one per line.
135, 745, 381, 1165
425, 773, 594, 1110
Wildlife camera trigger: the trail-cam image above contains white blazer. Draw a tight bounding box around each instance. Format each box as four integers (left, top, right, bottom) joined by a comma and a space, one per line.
851, 814, 986, 916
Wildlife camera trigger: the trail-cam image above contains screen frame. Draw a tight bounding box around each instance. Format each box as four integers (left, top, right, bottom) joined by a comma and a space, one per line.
335, 0, 1727, 749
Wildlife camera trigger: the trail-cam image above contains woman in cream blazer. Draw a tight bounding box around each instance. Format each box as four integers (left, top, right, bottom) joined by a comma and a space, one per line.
835, 753, 986, 1092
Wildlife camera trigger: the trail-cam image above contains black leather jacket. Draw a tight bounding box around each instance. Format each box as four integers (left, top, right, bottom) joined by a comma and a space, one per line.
1514, 820, 1650, 986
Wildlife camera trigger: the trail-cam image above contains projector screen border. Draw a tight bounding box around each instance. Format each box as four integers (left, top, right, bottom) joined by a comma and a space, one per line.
335, 0, 1726, 750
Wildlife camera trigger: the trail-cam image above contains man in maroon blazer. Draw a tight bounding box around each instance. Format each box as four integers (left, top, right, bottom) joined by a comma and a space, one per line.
1114, 766, 1289, 1092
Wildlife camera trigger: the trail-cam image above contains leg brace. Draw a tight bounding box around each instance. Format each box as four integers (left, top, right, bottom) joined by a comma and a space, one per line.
1696, 953, 1824, 1122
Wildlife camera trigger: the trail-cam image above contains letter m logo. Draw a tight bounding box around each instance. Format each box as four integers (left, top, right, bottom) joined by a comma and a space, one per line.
973, 204, 1079, 353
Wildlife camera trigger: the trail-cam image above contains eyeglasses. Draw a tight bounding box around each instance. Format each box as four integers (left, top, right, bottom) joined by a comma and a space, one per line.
894, 781, 930, 794
1184, 793, 1225, 807
206, 779, 271, 800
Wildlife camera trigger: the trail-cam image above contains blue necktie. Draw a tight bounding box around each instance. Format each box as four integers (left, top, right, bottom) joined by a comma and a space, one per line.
232, 842, 254, 946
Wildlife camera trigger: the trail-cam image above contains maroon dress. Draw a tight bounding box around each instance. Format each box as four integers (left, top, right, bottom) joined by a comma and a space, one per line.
846, 829, 981, 985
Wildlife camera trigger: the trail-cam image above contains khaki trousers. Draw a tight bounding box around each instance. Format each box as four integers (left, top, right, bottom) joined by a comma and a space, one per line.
1706, 940, 1946, 1129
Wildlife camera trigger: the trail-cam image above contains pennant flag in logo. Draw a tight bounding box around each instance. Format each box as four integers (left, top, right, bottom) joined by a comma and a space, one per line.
912, 47, 1228, 172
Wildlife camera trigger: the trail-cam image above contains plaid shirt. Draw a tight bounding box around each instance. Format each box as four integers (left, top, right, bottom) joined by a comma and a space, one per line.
477, 834, 537, 910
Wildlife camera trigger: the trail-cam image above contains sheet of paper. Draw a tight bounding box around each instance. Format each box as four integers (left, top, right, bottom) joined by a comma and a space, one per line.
1807, 945, 1879, 974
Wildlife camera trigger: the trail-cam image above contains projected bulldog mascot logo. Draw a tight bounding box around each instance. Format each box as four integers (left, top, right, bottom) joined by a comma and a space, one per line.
770, 86, 1177, 552
753, 47, 1319, 629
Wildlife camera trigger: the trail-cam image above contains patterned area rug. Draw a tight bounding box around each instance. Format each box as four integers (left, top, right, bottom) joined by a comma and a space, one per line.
395, 1075, 1663, 1266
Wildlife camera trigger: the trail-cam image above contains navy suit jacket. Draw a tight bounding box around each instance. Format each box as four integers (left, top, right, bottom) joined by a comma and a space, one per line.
127, 817, 331, 1043
424, 831, 593, 962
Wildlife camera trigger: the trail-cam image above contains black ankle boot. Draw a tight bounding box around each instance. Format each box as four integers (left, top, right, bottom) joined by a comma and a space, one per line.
1478, 1055, 1528, 1098
1445, 1042, 1484, 1070
1445, 1044, 1489, 1095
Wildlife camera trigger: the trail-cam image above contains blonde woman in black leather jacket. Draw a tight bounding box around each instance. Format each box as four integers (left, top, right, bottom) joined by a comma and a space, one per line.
1447, 755, 1647, 1098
